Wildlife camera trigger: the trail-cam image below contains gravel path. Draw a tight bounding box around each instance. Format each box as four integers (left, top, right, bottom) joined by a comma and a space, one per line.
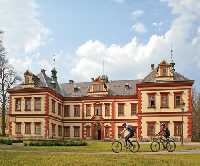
0, 149, 200, 155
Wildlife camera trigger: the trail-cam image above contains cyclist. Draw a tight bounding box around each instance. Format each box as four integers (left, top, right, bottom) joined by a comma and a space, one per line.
120, 122, 135, 147
158, 123, 170, 139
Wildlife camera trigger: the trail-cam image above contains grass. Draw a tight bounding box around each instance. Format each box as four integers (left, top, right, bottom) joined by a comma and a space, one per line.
0, 141, 200, 152
0, 152, 200, 166
0, 141, 200, 165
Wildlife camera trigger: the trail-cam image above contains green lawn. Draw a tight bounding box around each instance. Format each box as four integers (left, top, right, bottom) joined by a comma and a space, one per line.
0, 141, 200, 166
0, 141, 199, 152
0, 152, 200, 166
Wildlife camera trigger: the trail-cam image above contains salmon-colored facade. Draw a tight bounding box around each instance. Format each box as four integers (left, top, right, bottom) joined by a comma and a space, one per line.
8, 60, 194, 141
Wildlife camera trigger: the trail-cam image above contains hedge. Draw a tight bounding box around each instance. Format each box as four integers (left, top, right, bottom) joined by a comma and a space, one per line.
0, 139, 13, 145
0, 139, 23, 145
24, 140, 88, 146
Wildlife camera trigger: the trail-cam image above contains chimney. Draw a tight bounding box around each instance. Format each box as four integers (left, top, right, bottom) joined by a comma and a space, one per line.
69, 80, 74, 84
151, 64, 154, 70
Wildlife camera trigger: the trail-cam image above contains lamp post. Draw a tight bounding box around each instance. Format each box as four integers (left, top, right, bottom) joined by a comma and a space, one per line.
181, 102, 185, 145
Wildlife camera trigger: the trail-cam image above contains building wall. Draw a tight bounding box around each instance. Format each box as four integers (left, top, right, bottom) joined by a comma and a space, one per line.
138, 85, 192, 141
141, 87, 190, 113
8, 84, 193, 141
141, 116, 188, 140
11, 117, 45, 138
11, 93, 46, 114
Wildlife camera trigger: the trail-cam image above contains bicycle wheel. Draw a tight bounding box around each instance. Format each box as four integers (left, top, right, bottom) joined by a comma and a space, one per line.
112, 141, 122, 153
150, 141, 160, 152
166, 141, 176, 152
129, 140, 140, 153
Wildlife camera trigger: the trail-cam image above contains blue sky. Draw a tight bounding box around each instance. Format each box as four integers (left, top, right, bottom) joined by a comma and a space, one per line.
0, 0, 200, 88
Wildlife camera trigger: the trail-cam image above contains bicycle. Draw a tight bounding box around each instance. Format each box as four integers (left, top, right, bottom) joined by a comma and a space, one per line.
150, 134, 176, 152
112, 135, 140, 153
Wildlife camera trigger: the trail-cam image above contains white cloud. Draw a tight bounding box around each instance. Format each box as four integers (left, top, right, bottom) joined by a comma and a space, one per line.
69, 0, 200, 82
132, 22, 147, 33
0, 0, 50, 72
131, 10, 144, 19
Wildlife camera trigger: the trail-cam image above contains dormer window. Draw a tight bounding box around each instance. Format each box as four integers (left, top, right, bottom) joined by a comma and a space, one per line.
93, 84, 103, 92
87, 76, 109, 96
155, 60, 175, 81
125, 83, 131, 89
74, 85, 80, 92
162, 67, 167, 76
25, 76, 30, 84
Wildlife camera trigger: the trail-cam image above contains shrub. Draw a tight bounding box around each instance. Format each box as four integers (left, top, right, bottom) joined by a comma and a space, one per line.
0, 139, 13, 145
25, 140, 88, 146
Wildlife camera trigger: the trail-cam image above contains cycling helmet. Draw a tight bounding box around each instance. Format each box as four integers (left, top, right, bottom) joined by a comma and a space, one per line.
161, 123, 166, 127
122, 122, 127, 128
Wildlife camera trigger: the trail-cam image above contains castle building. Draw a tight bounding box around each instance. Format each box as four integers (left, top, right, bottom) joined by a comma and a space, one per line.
8, 60, 194, 141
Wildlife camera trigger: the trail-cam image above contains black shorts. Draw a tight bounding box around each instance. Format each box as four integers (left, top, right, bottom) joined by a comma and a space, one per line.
125, 132, 134, 140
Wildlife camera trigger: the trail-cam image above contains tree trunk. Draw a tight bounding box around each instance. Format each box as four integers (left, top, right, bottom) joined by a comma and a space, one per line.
1, 96, 6, 136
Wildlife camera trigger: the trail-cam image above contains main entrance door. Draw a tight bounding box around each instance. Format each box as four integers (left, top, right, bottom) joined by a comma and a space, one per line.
92, 122, 102, 140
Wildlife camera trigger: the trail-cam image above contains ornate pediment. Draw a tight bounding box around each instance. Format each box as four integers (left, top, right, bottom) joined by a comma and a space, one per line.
88, 75, 109, 96
23, 70, 40, 88
155, 60, 174, 81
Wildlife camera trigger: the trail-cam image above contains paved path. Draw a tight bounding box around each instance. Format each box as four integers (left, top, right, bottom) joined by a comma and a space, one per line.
0, 149, 200, 155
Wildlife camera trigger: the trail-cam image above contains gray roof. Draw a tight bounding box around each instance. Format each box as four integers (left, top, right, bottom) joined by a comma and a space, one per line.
142, 68, 190, 83
10, 70, 62, 94
60, 80, 141, 97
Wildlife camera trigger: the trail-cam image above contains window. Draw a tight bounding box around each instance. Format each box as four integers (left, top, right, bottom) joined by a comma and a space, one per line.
25, 122, 31, 134
148, 94, 156, 108
35, 122, 41, 135
105, 126, 110, 138
131, 103, 137, 115
15, 122, 21, 134
58, 103, 62, 116
52, 100, 55, 113
93, 84, 103, 92
147, 122, 155, 136
64, 126, 70, 137
58, 125, 62, 136
174, 93, 182, 108
161, 93, 169, 108
118, 103, 124, 116
86, 104, 91, 117
74, 105, 80, 117
25, 98, 31, 111
74, 126, 80, 137
15, 98, 21, 111
118, 126, 124, 138
64, 105, 70, 117
34, 97, 41, 111
52, 124, 56, 136
174, 122, 182, 136
105, 104, 110, 116
162, 67, 167, 76
25, 76, 30, 84
94, 104, 102, 116
86, 126, 91, 137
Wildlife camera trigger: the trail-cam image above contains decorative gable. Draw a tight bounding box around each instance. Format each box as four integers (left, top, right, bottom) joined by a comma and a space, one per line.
88, 75, 108, 96
24, 70, 34, 85
23, 70, 40, 88
155, 60, 174, 81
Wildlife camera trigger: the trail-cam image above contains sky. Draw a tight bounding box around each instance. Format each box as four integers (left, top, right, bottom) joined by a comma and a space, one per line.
0, 0, 200, 88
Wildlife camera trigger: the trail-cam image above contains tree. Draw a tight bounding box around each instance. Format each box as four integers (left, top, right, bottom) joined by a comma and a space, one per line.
192, 88, 200, 141
0, 31, 17, 136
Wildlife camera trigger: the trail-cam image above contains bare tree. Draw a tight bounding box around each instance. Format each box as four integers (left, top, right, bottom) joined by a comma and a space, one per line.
0, 32, 17, 136
192, 88, 200, 141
